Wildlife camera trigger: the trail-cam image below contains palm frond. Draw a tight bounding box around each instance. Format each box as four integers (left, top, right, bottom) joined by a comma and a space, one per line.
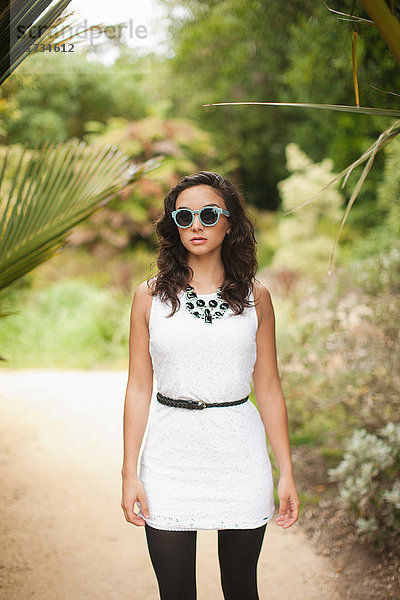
0, 0, 71, 84
0, 138, 163, 289
0, 0, 104, 85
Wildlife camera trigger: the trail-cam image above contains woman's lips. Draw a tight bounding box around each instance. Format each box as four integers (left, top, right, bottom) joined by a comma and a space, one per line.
191, 238, 207, 244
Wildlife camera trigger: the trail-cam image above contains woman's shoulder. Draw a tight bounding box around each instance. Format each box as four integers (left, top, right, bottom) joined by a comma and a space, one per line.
251, 280, 272, 327
134, 277, 156, 298
251, 279, 270, 301
132, 278, 157, 329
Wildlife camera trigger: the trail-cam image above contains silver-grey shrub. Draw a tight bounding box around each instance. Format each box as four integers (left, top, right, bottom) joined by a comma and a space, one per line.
328, 422, 400, 544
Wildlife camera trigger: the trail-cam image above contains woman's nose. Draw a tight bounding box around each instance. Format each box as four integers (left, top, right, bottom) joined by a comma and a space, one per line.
192, 214, 203, 228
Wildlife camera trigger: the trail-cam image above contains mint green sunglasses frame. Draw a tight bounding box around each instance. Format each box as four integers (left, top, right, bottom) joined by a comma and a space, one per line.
172, 206, 230, 228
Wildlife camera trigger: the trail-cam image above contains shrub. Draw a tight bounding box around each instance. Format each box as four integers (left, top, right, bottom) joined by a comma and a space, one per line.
328, 422, 400, 546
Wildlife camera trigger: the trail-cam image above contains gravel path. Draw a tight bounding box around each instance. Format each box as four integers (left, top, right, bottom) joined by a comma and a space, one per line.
0, 369, 341, 599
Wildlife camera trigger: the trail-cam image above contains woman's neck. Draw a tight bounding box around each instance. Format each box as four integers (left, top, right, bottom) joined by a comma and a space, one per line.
186, 254, 225, 294
188, 275, 225, 295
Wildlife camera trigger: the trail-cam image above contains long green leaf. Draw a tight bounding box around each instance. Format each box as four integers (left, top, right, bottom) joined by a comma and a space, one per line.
203, 101, 400, 118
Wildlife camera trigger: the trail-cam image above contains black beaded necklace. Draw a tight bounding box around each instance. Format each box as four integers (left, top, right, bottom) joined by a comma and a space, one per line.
184, 285, 229, 324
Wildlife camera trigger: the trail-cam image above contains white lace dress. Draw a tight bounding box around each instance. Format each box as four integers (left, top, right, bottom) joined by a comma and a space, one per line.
137, 285, 275, 531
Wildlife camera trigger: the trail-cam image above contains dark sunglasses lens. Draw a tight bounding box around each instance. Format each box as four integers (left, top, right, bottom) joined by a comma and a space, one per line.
201, 207, 218, 225
176, 210, 193, 227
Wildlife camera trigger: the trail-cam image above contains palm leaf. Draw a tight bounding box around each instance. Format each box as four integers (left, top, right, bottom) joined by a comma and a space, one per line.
0, 0, 104, 85
0, 0, 70, 84
0, 138, 163, 289
0, 0, 109, 85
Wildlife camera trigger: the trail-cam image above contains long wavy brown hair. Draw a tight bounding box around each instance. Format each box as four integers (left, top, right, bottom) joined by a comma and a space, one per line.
146, 171, 259, 317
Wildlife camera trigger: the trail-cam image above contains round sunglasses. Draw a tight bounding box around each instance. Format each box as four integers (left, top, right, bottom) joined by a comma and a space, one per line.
172, 206, 230, 228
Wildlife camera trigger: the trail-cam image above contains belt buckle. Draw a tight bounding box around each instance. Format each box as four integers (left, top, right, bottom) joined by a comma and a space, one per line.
185, 399, 206, 410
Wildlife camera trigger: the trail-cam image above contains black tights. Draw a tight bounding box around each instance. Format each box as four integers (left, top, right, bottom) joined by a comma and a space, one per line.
144, 522, 267, 600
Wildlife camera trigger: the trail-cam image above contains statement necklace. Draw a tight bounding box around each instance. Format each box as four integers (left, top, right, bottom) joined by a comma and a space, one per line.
184, 285, 229, 324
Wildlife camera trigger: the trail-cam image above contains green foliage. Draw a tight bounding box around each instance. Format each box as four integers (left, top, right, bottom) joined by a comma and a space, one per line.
376, 136, 400, 238
281, 1, 400, 230
162, 0, 316, 208
271, 143, 346, 279
0, 50, 147, 146
161, 0, 398, 222
68, 114, 233, 256
252, 208, 279, 269
282, 3, 399, 166
328, 423, 400, 546
0, 279, 130, 368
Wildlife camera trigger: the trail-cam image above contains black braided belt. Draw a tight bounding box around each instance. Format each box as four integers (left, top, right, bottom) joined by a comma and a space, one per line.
156, 392, 249, 410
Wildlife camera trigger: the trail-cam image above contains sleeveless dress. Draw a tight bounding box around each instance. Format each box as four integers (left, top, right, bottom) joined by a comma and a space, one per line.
136, 284, 275, 531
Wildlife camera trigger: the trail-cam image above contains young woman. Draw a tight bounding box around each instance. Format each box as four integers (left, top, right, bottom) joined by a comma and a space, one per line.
121, 171, 300, 600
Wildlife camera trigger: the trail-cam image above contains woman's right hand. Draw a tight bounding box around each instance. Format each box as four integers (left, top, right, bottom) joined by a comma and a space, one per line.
121, 475, 150, 526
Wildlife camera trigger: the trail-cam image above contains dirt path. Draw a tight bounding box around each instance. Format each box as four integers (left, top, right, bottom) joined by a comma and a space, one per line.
0, 369, 341, 599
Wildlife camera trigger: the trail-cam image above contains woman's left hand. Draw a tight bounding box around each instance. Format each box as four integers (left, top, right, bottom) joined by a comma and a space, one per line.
275, 474, 300, 529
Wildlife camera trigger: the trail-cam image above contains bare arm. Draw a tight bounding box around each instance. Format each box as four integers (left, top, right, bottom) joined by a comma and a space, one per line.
121, 281, 154, 478
252, 282, 300, 528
